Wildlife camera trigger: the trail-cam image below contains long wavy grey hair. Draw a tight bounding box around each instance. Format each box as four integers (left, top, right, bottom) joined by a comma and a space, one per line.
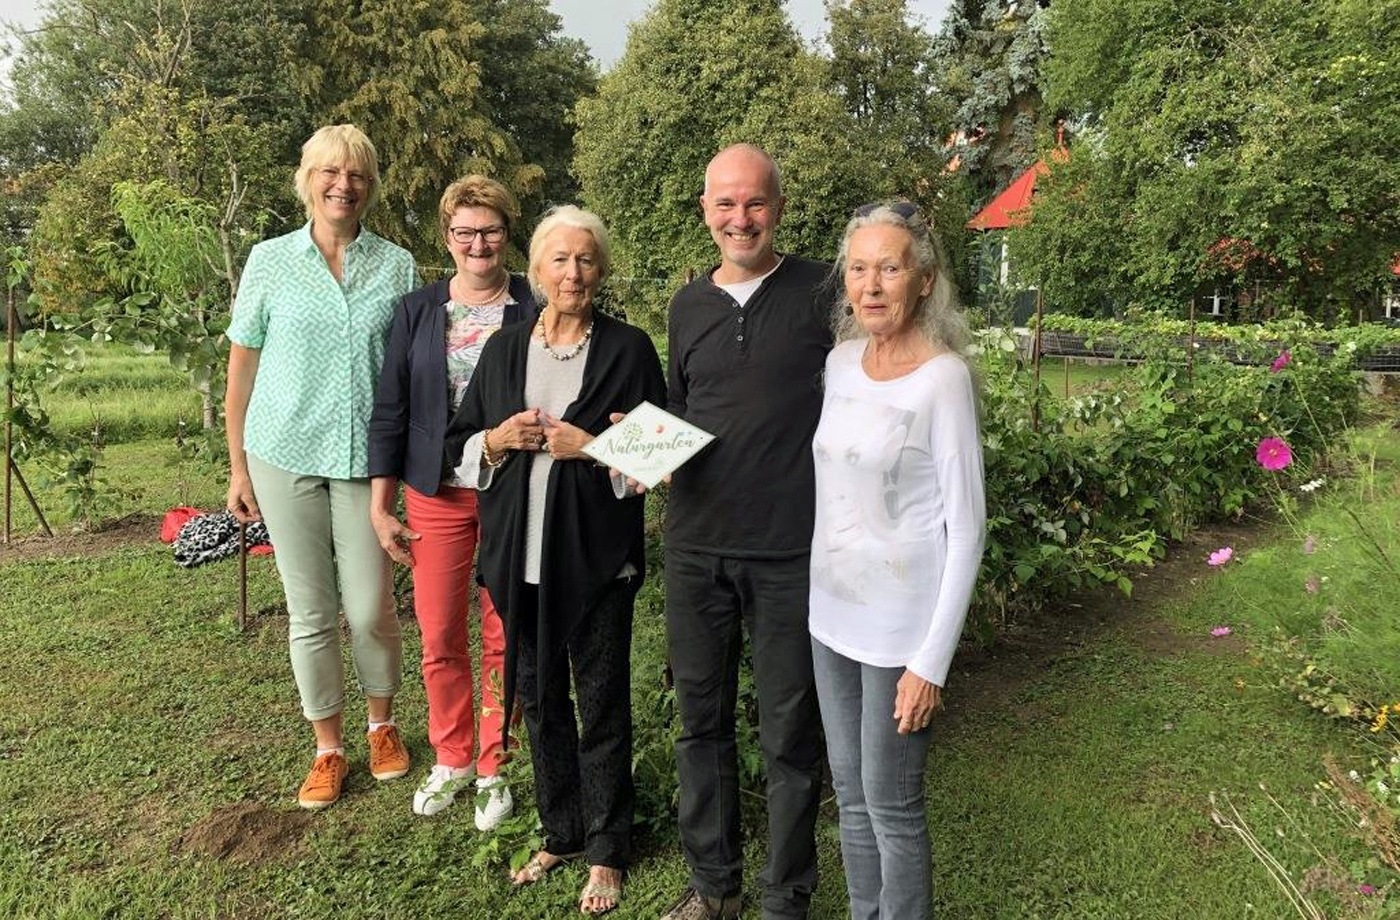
831, 203, 969, 352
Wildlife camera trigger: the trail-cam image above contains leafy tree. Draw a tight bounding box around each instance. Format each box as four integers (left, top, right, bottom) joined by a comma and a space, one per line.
0, 0, 311, 253
575, 0, 899, 281
473, 0, 597, 228
1011, 0, 1400, 317
27, 80, 286, 312
824, 0, 971, 294
303, 0, 557, 264
825, 0, 946, 175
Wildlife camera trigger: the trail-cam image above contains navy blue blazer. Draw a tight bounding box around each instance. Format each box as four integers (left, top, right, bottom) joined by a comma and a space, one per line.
368, 274, 538, 495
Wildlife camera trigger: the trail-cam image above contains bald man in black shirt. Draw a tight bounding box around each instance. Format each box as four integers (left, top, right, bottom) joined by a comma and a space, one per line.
659, 144, 834, 920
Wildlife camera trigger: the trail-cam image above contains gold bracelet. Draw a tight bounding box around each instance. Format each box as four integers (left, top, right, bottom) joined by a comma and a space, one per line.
481, 427, 506, 468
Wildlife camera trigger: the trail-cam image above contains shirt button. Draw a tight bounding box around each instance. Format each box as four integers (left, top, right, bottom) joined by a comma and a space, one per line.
736, 334, 745, 342
737, 316, 745, 323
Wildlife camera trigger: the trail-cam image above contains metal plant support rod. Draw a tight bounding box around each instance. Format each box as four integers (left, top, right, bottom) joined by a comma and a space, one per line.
4, 286, 11, 544
1187, 297, 1196, 385
238, 521, 248, 632
1064, 355, 1071, 398
4, 286, 52, 542
1032, 288, 1044, 432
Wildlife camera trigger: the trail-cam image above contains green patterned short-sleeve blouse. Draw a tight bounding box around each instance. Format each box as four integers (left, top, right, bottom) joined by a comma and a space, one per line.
227, 222, 416, 479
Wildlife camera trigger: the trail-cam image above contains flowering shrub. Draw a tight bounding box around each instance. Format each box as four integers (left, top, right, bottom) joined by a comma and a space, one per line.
968, 327, 1359, 634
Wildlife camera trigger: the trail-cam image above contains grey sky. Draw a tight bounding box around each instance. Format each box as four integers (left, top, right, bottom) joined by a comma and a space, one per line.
550, 0, 953, 67
1, 0, 952, 84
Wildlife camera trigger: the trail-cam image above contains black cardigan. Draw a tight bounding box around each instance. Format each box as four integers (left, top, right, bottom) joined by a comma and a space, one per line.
367, 274, 537, 495
444, 311, 666, 725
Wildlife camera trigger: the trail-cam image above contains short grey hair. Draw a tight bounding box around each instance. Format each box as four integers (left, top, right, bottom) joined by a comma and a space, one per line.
831, 203, 968, 352
527, 205, 612, 301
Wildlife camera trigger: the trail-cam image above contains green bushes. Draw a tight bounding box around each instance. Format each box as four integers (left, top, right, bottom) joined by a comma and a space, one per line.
970, 330, 1360, 635
1037, 311, 1400, 357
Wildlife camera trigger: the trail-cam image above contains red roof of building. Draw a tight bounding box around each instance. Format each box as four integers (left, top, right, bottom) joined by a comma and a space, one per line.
967, 160, 1049, 230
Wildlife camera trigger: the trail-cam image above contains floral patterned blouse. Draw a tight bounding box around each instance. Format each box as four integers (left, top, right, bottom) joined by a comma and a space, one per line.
443, 295, 513, 487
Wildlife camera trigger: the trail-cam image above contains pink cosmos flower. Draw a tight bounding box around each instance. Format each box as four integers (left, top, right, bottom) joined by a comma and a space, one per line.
1305, 574, 1320, 593
1256, 437, 1293, 471
1359, 884, 1377, 896
1208, 547, 1234, 566
1303, 535, 1316, 555
1270, 350, 1291, 372
1211, 626, 1233, 638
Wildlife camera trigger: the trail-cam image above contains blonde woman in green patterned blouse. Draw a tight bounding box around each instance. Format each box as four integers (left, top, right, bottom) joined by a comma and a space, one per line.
224, 124, 417, 811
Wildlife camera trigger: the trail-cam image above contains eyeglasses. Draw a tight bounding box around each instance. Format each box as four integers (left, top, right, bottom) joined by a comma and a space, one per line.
448, 225, 507, 244
317, 167, 372, 188
853, 200, 920, 220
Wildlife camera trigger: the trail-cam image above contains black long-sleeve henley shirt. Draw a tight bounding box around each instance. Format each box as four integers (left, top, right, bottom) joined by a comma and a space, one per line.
665, 255, 835, 558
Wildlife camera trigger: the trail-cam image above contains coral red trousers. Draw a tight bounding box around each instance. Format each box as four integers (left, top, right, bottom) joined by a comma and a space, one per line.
404, 484, 507, 774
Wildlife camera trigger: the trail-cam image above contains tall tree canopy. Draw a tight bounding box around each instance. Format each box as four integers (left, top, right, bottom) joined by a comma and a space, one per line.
305, 0, 595, 265
1011, 0, 1400, 317
2, 0, 595, 297
824, 0, 949, 194
472, 0, 597, 226
575, 0, 951, 282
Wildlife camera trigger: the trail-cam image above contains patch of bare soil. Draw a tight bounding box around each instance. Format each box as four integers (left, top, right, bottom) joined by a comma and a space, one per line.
0, 513, 160, 564
945, 516, 1272, 722
175, 801, 312, 864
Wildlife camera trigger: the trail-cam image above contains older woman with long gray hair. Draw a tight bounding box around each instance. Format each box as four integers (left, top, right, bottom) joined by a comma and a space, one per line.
808, 202, 985, 920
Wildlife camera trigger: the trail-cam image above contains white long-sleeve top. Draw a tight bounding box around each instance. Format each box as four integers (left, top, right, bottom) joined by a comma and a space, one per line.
808, 339, 986, 687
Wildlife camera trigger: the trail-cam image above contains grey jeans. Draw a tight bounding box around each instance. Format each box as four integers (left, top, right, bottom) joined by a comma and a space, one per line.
811, 637, 933, 920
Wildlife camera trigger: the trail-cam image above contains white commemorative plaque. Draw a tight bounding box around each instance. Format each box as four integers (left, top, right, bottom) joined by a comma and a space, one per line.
582, 401, 715, 489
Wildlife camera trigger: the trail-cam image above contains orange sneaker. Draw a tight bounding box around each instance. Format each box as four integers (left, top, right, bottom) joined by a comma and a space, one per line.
297, 752, 348, 810
367, 725, 410, 780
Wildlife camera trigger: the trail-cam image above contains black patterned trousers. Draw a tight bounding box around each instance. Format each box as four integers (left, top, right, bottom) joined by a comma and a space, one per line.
515, 577, 636, 869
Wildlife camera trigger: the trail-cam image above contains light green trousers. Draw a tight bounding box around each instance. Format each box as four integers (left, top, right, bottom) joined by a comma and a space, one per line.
246, 453, 401, 720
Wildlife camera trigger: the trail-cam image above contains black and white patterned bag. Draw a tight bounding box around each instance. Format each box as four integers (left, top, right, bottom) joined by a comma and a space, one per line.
174, 511, 272, 568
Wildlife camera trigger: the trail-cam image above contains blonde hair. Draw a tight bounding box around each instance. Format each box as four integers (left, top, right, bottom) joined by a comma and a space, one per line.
438, 175, 519, 236
831, 203, 967, 352
527, 205, 612, 301
294, 124, 381, 218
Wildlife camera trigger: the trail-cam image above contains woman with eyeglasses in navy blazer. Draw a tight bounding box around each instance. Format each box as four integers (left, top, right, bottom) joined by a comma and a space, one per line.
368, 175, 537, 826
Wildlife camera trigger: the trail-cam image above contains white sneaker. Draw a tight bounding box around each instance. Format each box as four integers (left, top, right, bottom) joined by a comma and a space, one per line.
474, 774, 514, 831
412, 764, 475, 817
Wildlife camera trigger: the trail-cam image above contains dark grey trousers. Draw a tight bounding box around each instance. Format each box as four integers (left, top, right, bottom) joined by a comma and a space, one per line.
665, 549, 823, 920
515, 578, 636, 868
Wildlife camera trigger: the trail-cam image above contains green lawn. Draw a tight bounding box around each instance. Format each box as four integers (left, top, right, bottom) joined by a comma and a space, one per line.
4, 455, 1398, 918
1038, 356, 1129, 398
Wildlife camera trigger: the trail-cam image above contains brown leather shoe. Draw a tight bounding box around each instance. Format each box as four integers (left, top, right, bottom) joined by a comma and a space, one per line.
367, 725, 410, 780
659, 887, 741, 920
297, 752, 348, 809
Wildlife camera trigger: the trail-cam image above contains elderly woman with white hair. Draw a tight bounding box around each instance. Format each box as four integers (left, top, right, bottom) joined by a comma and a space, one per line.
809, 202, 985, 920
445, 205, 664, 914
225, 124, 416, 811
